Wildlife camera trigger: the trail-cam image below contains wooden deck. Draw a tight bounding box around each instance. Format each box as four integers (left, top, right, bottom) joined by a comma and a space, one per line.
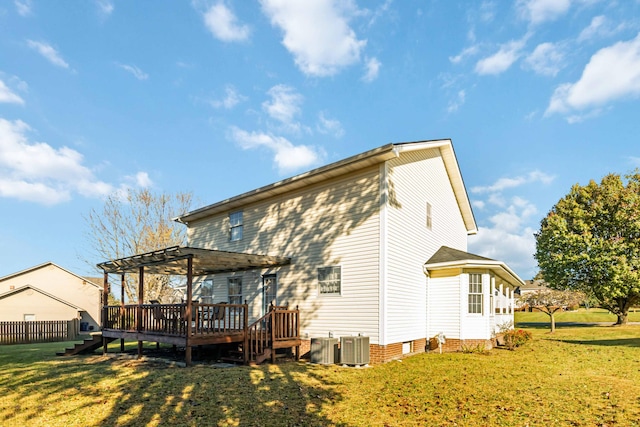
101, 303, 301, 365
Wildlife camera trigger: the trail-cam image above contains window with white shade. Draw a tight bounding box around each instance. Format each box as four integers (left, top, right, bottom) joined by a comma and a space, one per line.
318, 266, 341, 295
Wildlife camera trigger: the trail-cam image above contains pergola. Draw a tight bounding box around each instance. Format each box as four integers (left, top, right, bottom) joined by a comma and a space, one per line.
97, 246, 292, 364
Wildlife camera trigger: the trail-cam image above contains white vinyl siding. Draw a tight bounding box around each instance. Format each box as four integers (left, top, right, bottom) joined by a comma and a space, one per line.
188, 166, 381, 341
383, 148, 468, 345
426, 270, 461, 339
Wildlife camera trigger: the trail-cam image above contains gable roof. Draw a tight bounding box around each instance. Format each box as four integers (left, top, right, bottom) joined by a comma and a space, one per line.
177, 139, 477, 234
425, 246, 525, 287
0, 262, 102, 289
0, 285, 85, 311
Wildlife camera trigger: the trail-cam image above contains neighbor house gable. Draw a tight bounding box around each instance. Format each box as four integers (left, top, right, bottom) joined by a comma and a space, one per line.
0, 285, 84, 310
0, 262, 101, 289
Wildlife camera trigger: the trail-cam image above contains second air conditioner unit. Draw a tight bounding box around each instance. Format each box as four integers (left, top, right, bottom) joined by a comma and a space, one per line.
340, 336, 370, 366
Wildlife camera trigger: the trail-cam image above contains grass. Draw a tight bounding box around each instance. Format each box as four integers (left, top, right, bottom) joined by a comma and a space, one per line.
1, 326, 639, 426
515, 307, 640, 325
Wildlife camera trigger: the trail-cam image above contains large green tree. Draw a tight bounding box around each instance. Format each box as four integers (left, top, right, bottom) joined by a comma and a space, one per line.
84, 188, 193, 303
534, 171, 640, 325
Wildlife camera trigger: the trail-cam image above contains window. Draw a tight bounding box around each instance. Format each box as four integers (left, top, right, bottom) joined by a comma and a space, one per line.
426, 202, 432, 230
468, 273, 483, 314
201, 279, 213, 303
24, 314, 36, 321
229, 211, 243, 241
228, 277, 242, 305
318, 266, 341, 295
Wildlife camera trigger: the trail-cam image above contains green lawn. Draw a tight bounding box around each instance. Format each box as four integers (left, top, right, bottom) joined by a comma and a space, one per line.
1, 326, 639, 426
515, 307, 640, 325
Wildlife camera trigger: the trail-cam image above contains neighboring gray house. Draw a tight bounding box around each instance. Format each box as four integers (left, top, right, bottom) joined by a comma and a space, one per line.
0, 262, 102, 331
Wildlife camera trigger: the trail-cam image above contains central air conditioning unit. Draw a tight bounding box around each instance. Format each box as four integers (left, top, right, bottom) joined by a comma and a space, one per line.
310, 337, 339, 364
340, 336, 370, 366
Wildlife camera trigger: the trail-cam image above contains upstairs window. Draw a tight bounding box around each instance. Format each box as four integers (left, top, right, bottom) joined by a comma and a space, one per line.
229, 211, 243, 241
228, 277, 242, 305
468, 273, 483, 314
318, 266, 341, 295
426, 202, 432, 230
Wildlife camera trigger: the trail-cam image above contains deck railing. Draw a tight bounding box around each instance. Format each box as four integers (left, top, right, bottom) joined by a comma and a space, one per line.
103, 303, 247, 337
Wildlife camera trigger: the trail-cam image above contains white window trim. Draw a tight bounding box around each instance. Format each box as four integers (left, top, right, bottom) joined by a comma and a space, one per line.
229, 211, 243, 242
468, 273, 483, 315
227, 277, 243, 305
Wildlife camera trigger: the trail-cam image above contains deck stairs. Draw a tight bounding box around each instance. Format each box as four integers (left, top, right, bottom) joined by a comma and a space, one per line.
57, 333, 115, 356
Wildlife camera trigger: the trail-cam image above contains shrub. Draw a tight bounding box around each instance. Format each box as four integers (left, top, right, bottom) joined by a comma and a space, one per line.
503, 329, 532, 350
461, 342, 487, 354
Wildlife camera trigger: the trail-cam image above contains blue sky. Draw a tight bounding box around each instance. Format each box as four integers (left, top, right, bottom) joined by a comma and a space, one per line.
1, 0, 640, 281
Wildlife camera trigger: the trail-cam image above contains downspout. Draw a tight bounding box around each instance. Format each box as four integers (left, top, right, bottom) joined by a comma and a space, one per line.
423, 265, 430, 348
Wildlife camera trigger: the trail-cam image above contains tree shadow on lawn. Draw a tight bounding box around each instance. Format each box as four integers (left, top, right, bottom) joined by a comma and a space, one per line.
515, 322, 612, 330
0, 349, 345, 427
556, 337, 640, 348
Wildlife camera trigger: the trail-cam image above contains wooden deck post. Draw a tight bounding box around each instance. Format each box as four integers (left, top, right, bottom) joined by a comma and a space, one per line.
243, 301, 249, 365
185, 256, 193, 367
120, 273, 125, 352
102, 272, 109, 355
295, 305, 300, 361
137, 266, 144, 359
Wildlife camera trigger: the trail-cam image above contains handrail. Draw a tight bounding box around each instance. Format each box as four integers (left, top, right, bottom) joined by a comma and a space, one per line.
246, 307, 300, 363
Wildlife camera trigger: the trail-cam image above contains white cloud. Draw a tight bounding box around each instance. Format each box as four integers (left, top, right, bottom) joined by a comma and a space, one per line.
525, 42, 565, 76
517, 0, 571, 25
449, 45, 479, 64
578, 15, 607, 41
202, 2, 251, 42
316, 112, 344, 138
96, 0, 114, 17
260, 0, 367, 77
471, 170, 555, 193
577, 15, 626, 42
362, 57, 381, 82
475, 38, 527, 75
546, 33, 640, 117
468, 223, 537, 279
447, 90, 466, 113
262, 84, 303, 126
209, 85, 247, 109
0, 118, 119, 205
14, 0, 32, 16
0, 79, 25, 105
229, 126, 323, 174
127, 171, 153, 188
26, 40, 69, 69
116, 63, 149, 80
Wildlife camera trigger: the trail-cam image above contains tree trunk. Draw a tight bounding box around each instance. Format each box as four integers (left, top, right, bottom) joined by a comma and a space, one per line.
550, 313, 556, 333
615, 312, 628, 325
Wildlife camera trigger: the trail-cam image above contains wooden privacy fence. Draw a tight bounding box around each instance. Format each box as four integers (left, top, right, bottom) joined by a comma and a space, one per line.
0, 319, 79, 345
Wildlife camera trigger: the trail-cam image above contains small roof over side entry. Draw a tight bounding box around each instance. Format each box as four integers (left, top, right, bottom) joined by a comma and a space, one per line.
425, 246, 525, 288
